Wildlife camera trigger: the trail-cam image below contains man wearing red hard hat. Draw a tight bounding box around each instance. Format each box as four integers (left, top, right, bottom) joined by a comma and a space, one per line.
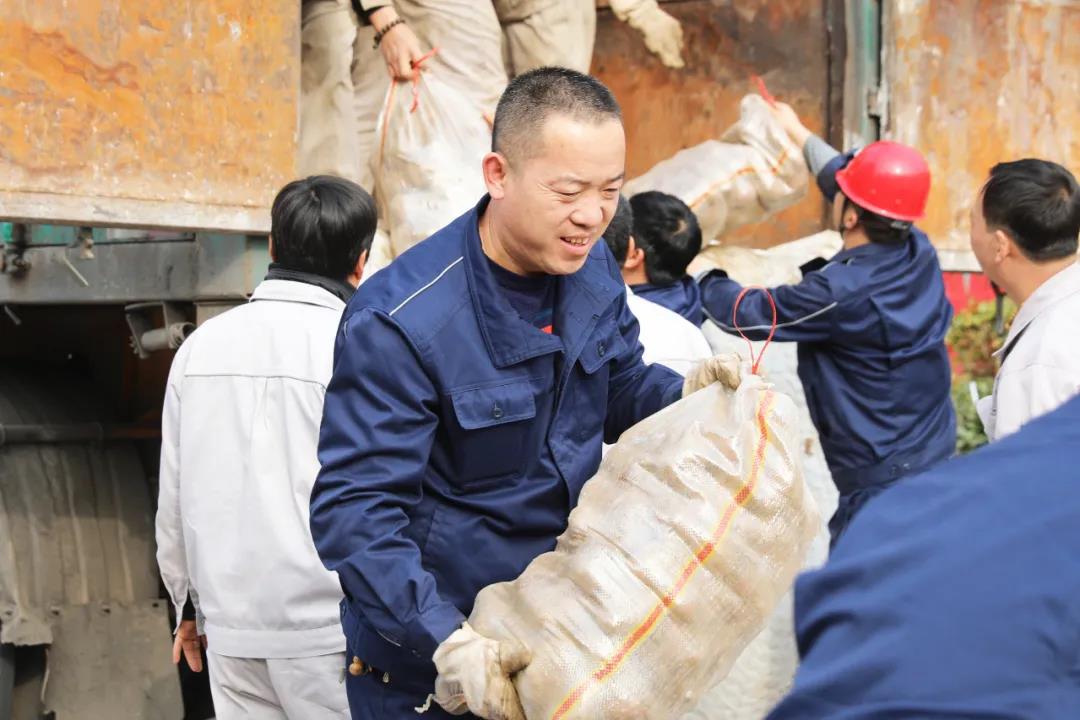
697, 102, 956, 548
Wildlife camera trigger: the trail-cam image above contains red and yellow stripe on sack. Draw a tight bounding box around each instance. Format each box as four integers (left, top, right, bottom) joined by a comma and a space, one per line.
550, 389, 777, 720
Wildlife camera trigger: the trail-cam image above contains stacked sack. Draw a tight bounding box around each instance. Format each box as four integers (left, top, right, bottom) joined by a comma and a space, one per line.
624, 94, 809, 244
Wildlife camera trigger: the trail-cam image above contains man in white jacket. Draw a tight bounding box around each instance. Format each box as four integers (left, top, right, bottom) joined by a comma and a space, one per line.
971, 159, 1080, 441
604, 195, 711, 375
156, 175, 377, 718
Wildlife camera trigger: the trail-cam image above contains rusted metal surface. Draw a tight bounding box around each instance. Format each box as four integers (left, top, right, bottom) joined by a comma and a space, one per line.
0, 1, 299, 232
594, 0, 834, 248
884, 0, 1080, 269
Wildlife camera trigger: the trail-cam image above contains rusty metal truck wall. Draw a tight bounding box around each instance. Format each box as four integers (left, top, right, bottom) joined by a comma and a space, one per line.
885, 0, 1080, 269
0, 1, 299, 233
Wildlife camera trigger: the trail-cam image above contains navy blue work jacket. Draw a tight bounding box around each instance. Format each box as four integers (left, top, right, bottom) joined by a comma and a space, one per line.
631, 276, 704, 326
699, 228, 956, 483
769, 394, 1080, 719
310, 198, 683, 687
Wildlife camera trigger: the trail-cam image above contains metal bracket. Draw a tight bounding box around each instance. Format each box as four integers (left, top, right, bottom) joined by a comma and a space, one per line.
0, 223, 31, 277
866, 83, 888, 120
124, 302, 194, 359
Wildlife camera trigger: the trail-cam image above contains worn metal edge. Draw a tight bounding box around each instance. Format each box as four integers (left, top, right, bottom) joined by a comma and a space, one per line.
0, 191, 270, 234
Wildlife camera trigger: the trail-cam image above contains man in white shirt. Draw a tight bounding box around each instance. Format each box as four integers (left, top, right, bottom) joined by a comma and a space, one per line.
156, 175, 377, 719
970, 159, 1080, 441
604, 195, 712, 375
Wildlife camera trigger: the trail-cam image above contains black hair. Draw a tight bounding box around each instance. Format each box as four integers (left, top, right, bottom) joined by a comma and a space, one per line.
604, 195, 634, 264
492, 67, 621, 161
270, 175, 377, 281
628, 191, 702, 286
841, 198, 910, 246
981, 159, 1080, 262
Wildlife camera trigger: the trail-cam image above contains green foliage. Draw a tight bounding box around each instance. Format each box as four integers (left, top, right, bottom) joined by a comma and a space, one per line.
946, 297, 1017, 454
952, 376, 994, 454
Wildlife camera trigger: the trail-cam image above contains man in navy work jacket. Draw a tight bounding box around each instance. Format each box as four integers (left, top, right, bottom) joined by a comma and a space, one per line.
697, 101, 956, 547
310, 67, 735, 720
768, 394, 1080, 719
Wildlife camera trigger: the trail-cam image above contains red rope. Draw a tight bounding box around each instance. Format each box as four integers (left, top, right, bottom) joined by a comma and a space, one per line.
732, 285, 777, 375
751, 74, 777, 108
408, 48, 439, 113
377, 47, 440, 169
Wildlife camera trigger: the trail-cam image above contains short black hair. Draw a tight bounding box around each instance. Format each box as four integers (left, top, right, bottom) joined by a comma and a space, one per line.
270, 175, 377, 281
628, 191, 702, 286
981, 159, 1080, 262
842, 198, 910, 246
604, 195, 634, 264
492, 67, 621, 162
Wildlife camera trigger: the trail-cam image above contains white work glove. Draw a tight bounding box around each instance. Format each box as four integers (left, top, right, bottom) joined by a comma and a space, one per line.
683, 354, 744, 397
610, 0, 685, 69
433, 623, 531, 720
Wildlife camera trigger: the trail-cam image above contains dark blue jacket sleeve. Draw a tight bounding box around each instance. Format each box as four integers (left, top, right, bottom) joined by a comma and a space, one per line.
769, 398, 1080, 718
311, 307, 464, 660
698, 269, 840, 343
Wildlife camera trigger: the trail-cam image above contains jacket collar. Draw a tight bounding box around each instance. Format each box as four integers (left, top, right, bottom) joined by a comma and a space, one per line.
461, 197, 622, 368
264, 263, 355, 302
831, 235, 909, 264
994, 260, 1080, 359
249, 279, 346, 312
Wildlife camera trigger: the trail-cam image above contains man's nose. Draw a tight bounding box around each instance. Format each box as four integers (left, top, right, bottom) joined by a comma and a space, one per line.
570, 199, 604, 230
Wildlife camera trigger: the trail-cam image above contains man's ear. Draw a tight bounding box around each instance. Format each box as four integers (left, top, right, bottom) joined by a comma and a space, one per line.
347, 249, 369, 288
993, 229, 1015, 264
624, 236, 645, 270
482, 152, 511, 200
842, 204, 860, 231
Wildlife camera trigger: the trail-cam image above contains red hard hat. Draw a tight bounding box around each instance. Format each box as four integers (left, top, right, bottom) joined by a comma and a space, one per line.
835, 141, 931, 222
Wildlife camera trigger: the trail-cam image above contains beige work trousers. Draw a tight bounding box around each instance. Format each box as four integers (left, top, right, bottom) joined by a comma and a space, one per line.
299, 0, 506, 190
207, 650, 350, 720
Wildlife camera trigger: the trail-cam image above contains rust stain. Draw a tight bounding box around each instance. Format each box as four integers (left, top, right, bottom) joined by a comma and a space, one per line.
887, 0, 1080, 253
11, 26, 140, 91
0, 1, 299, 221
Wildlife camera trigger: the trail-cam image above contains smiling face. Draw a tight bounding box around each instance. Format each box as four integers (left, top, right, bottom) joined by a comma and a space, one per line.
484, 113, 626, 276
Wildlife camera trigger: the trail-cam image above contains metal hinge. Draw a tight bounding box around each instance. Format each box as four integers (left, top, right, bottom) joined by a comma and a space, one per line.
866, 83, 888, 120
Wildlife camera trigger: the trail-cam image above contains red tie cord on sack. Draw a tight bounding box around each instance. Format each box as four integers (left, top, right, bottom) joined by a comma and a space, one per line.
731, 285, 777, 375
408, 48, 439, 112
377, 47, 440, 169
751, 74, 777, 108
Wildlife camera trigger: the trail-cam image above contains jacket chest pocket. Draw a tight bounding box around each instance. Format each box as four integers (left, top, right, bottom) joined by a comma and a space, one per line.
577, 321, 628, 377
449, 379, 538, 489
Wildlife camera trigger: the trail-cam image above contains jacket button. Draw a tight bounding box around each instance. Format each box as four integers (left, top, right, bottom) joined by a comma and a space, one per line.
492, 403, 503, 420
597, 342, 606, 357
348, 657, 366, 676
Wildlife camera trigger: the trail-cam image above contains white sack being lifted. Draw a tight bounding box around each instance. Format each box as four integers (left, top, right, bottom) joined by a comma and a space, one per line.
686, 231, 842, 720
469, 369, 820, 720
372, 72, 490, 257
623, 94, 808, 243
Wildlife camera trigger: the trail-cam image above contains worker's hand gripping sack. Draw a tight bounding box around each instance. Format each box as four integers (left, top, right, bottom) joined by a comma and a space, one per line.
372, 72, 490, 257
624, 94, 808, 244
468, 362, 820, 719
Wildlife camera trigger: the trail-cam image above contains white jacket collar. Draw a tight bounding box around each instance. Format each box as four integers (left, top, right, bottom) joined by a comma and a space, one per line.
995, 261, 1080, 358
249, 279, 346, 312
